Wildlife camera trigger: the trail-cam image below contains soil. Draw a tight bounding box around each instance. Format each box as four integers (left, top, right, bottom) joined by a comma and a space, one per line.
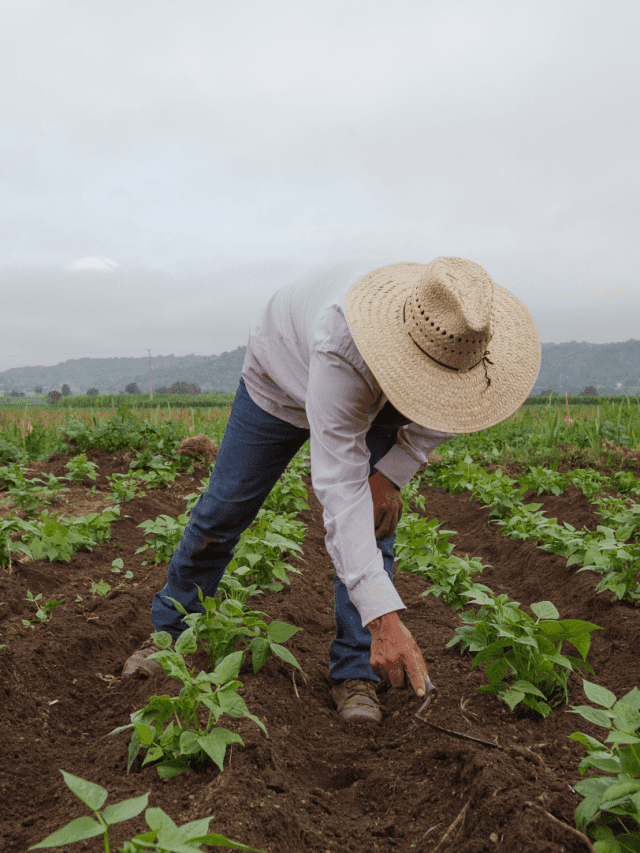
1, 441, 639, 853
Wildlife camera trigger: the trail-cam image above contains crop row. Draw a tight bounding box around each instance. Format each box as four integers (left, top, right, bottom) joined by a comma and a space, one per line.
419, 449, 640, 603
395, 469, 640, 847
22, 449, 312, 851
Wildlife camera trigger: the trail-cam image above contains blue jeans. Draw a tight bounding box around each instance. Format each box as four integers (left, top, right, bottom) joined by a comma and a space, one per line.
150, 376, 411, 684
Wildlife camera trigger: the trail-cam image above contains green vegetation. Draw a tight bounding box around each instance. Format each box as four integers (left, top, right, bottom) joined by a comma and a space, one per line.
2, 386, 639, 849
569, 681, 640, 850
21, 590, 65, 629
28, 770, 267, 852
171, 586, 303, 672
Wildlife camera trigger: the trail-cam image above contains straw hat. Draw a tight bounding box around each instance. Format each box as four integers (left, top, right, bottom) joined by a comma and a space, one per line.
342, 257, 541, 434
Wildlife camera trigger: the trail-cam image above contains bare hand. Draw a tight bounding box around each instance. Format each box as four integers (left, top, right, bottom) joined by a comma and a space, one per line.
369, 470, 403, 539
368, 611, 430, 697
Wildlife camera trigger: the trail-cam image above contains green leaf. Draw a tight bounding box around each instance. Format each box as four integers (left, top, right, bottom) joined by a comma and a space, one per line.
145, 807, 177, 833
265, 620, 301, 643
612, 704, 640, 736
191, 833, 270, 851
165, 596, 189, 616
502, 688, 525, 710
60, 770, 108, 812
151, 631, 173, 649
471, 639, 512, 667
141, 745, 164, 767
269, 642, 302, 672
574, 776, 614, 798
600, 781, 640, 802
618, 687, 640, 713
212, 651, 244, 683
606, 730, 640, 746
583, 679, 618, 709
134, 723, 154, 746
485, 658, 509, 686
569, 705, 615, 728
249, 636, 270, 672
572, 794, 600, 831
568, 731, 606, 751
536, 621, 564, 641
101, 792, 149, 826
511, 679, 547, 699
156, 759, 186, 778
197, 730, 244, 772
530, 601, 559, 620
175, 628, 197, 656
585, 755, 624, 774
619, 745, 640, 777
28, 816, 105, 848
616, 831, 640, 853
179, 730, 201, 756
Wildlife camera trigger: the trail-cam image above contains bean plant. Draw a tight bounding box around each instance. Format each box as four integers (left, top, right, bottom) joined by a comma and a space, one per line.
20, 506, 124, 563
568, 680, 640, 851
109, 639, 268, 778
22, 590, 65, 629
0, 462, 70, 514
169, 585, 303, 671
28, 770, 267, 852
448, 591, 600, 716
64, 453, 99, 483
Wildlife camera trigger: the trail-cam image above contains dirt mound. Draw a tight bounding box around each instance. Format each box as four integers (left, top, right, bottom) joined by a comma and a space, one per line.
177, 433, 219, 465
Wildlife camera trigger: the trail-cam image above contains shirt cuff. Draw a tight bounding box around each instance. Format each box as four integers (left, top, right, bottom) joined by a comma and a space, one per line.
348, 553, 407, 628
373, 443, 422, 491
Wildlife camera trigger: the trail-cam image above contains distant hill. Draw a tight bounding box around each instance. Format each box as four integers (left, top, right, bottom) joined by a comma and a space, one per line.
0, 348, 247, 395
1, 339, 639, 398
533, 339, 640, 395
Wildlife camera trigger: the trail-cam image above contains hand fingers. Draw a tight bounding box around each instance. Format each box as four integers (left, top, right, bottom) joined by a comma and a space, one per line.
406, 652, 430, 696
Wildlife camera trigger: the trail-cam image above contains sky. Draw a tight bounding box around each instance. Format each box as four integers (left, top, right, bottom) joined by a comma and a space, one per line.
1, 0, 639, 374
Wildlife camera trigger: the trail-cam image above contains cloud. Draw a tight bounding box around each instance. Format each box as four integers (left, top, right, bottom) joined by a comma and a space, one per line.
0, 0, 637, 364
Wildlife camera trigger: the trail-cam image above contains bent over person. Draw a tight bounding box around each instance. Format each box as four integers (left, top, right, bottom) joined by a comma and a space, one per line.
123, 255, 541, 724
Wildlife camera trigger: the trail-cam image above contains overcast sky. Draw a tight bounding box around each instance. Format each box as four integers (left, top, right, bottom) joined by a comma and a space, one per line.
1, 0, 639, 374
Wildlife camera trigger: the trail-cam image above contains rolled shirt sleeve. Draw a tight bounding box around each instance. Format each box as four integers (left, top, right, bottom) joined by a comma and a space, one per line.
306, 348, 408, 628
374, 425, 456, 490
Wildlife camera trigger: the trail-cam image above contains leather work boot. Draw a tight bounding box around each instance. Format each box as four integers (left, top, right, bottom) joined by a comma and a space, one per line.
122, 637, 164, 678
331, 678, 382, 724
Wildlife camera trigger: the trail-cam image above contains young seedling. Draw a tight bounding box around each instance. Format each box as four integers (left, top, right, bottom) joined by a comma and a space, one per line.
111, 557, 134, 580
107, 471, 139, 503
89, 580, 112, 597
64, 454, 99, 484
22, 590, 65, 629
28, 770, 267, 852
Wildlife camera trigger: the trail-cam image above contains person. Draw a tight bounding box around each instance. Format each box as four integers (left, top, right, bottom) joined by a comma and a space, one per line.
123, 255, 541, 725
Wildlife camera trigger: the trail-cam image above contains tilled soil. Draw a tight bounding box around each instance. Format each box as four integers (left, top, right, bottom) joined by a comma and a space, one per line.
1, 444, 639, 853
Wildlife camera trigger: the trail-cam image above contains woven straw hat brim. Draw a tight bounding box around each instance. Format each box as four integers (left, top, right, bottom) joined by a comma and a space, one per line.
342, 262, 541, 434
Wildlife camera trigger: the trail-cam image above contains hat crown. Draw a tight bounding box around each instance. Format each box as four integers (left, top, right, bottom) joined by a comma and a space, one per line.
404, 257, 495, 372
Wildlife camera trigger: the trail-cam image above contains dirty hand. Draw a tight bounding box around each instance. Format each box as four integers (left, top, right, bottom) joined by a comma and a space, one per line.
368, 611, 430, 697
368, 470, 403, 539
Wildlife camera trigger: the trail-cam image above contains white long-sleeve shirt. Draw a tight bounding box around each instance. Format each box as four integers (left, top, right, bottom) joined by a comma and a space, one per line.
241, 256, 457, 627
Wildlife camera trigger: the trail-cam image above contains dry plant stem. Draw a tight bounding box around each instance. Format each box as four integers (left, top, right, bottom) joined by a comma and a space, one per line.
292, 670, 300, 700
434, 801, 470, 851
6, 537, 11, 575
524, 802, 596, 853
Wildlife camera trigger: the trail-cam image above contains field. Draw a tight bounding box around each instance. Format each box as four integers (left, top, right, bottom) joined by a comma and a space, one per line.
1, 398, 639, 852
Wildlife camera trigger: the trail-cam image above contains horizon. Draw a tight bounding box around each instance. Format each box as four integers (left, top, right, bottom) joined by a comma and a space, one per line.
3, 335, 640, 377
